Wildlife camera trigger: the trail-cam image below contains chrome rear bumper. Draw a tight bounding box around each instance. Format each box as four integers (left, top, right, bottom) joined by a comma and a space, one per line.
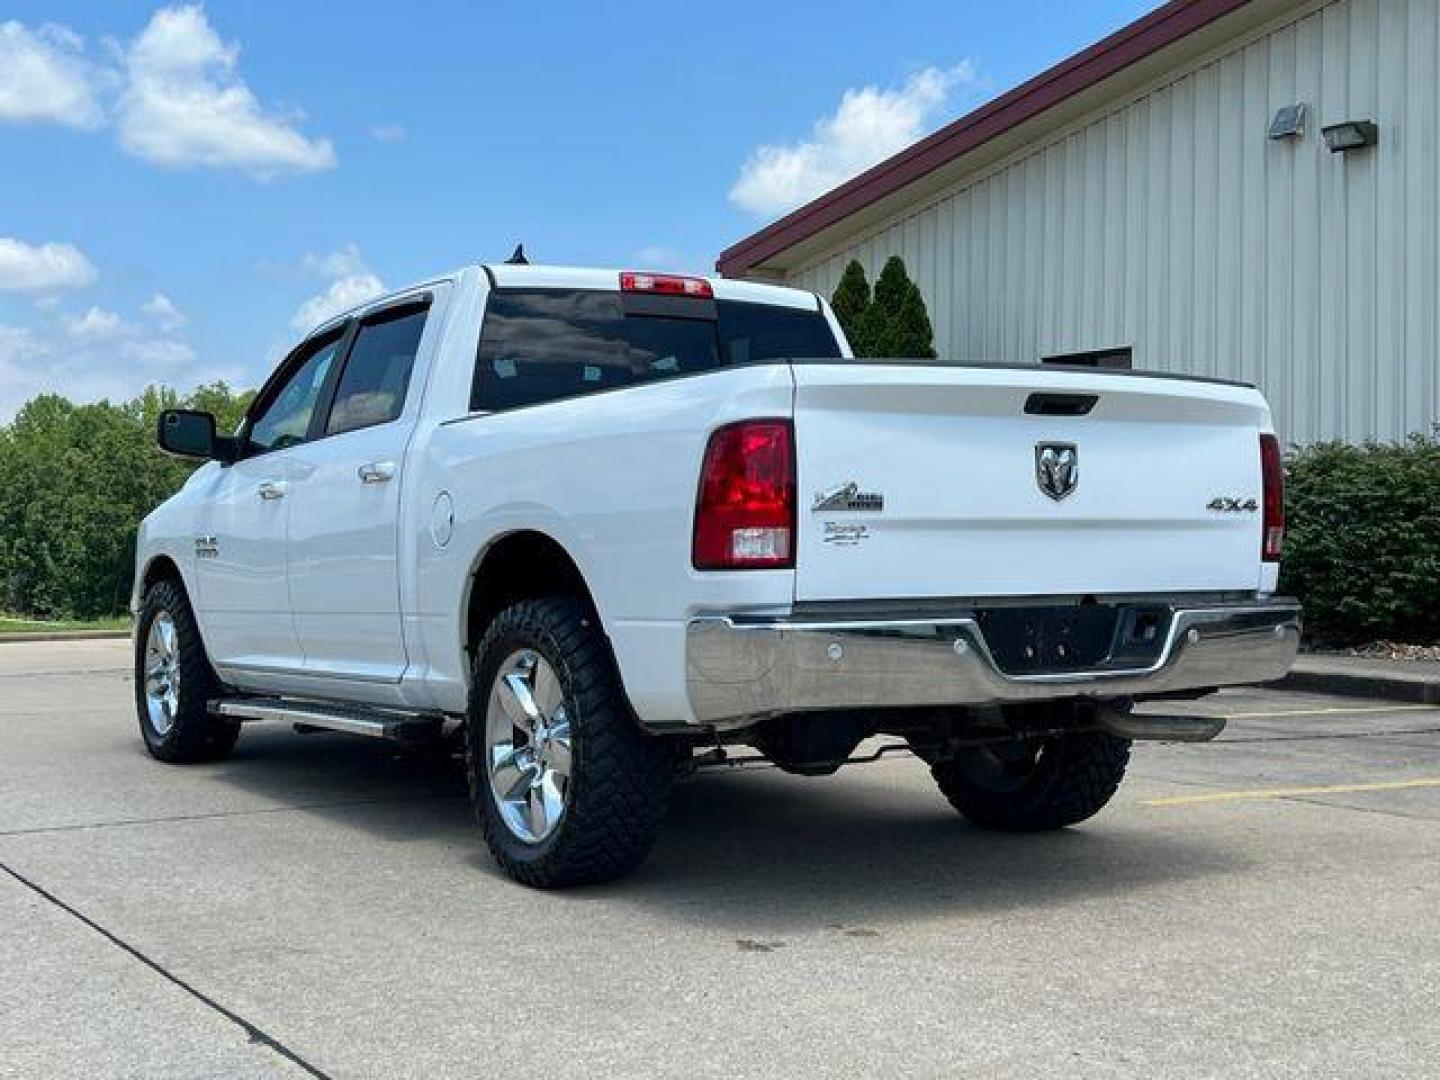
685, 600, 1301, 729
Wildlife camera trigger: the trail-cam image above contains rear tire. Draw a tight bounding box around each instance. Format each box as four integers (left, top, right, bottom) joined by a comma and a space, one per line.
931, 726, 1131, 832
466, 598, 671, 888
134, 578, 239, 763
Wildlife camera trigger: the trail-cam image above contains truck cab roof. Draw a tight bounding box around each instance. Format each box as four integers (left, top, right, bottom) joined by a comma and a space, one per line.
480, 263, 822, 310
301, 262, 825, 343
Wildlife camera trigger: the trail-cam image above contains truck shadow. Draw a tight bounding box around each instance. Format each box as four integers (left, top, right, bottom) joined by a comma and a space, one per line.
622, 766, 1248, 933
208, 729, 1246, 932
203, 727, 473, 842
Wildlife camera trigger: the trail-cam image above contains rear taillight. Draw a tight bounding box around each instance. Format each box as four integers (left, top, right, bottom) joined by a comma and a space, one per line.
693, 420, 795, 570
620, 271, 713, 298
1260, 433, 1285, 562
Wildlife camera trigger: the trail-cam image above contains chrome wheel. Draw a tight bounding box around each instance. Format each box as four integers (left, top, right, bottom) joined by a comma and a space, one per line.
143, 611, 181, 737
484, 649, 572, 844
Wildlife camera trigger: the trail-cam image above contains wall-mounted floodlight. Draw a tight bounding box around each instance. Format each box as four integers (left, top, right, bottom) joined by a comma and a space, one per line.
1322, 120, 1379, 153
1268, 104, 1307, 140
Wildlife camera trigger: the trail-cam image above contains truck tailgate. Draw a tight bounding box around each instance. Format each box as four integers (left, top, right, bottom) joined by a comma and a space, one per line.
791, 363, 1271, 602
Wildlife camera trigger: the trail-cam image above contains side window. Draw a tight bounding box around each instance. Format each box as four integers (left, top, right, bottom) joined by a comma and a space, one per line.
246, 332, 343, 456
325, 304, 429, 436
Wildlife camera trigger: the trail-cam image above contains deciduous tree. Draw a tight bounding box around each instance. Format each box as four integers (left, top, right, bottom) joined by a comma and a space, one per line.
0, 382, 254, 619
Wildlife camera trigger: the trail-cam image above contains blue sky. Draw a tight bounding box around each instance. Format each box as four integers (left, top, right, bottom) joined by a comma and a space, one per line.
0, 0, 1154, 417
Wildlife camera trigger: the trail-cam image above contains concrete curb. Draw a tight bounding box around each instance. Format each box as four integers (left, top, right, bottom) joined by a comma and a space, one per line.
0, 630, 131, 644
1274, 663, 1440, 705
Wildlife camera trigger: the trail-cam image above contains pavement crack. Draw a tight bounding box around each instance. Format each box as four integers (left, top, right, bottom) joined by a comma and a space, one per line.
0, 792, 466, 838
1217, 726, 1440, 744
1284, 795, 1440, 823
0, 667, 130, 679
0, 859, 332, 1079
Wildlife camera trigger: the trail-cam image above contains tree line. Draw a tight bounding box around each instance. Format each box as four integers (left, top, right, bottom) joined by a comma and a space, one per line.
0, 383, 252, 619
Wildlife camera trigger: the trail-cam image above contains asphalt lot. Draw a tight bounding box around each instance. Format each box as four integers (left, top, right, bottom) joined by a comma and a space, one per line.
2, 640, 1438, 1079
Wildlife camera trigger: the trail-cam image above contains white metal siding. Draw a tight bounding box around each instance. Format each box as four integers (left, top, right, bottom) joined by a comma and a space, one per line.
785, 0, 1439, 445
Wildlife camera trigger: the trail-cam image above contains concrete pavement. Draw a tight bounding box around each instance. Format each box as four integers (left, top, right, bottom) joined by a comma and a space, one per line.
2, 639, 1438, 1078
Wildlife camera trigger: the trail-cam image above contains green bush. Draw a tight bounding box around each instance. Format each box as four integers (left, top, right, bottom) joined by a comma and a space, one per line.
1279, 434, 1440, 643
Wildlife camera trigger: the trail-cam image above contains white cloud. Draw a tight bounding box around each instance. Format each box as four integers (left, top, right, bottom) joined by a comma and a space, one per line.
142, 292, 186, 331
55, 301, 193, 368
370, 123, 406, 142
1, 291, 200, 412
0, 20, 104, 128
0, 326, 49, 419
291, 273, 386, 331
119, 337, 195, 367
0, 238, 98, 292
729, 63, 981, 217
64, 305, 123, 338
117, 5, 336, 177
0, 9, 335, 181
0, 301, 218, 422
300, 243, 369, 280
290, 244, 385, 330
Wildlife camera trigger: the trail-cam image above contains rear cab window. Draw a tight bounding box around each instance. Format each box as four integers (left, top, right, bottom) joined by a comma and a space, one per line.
471, 288, 840, 412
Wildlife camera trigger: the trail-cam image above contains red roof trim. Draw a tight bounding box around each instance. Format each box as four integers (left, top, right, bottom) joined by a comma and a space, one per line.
717, 0, 1254, 277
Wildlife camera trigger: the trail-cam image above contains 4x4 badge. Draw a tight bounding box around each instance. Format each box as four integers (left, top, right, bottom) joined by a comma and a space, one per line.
1035, 443, 1078, 501
1207, 496, 1258, 513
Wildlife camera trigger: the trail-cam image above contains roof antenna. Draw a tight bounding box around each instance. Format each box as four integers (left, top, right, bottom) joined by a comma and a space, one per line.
504, 243, 529, 265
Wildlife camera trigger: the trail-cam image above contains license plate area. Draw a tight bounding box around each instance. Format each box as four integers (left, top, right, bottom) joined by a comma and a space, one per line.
974, 604, 1170, 675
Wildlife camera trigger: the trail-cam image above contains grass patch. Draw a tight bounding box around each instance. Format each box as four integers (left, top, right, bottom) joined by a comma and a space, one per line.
0, 614, 131, 634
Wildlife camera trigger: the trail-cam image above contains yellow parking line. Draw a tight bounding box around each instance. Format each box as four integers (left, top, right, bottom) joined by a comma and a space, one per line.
1219, 704, 1439, 720
1143, 777, 1440, 807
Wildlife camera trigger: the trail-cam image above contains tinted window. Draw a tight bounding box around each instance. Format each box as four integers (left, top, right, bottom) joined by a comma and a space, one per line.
471, 289, 840, 411
717, 301, 843, 367
246, 334, 342, 455
326, 305, 428, 435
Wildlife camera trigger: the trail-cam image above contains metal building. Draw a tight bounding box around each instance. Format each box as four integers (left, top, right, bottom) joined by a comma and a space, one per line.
718, 0, 1440, 445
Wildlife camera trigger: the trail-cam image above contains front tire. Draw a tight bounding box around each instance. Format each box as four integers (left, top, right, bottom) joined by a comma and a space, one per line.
931, 725, 1131, 832
466, 598, 671, 888
134, 578, 239, 762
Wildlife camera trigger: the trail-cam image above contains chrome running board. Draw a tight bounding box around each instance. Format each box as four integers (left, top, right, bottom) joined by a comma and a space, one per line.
211, 697, 444, 743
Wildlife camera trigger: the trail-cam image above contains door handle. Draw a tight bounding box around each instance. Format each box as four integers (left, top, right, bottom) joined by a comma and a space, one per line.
258, 480, 288, 500
357, 461, 396, 484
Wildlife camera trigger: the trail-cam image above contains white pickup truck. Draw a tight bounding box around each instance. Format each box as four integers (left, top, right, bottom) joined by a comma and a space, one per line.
136, 262, 1300, 887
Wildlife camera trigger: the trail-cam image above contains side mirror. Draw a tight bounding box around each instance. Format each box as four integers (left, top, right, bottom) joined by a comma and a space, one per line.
157, 409, 235, 462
